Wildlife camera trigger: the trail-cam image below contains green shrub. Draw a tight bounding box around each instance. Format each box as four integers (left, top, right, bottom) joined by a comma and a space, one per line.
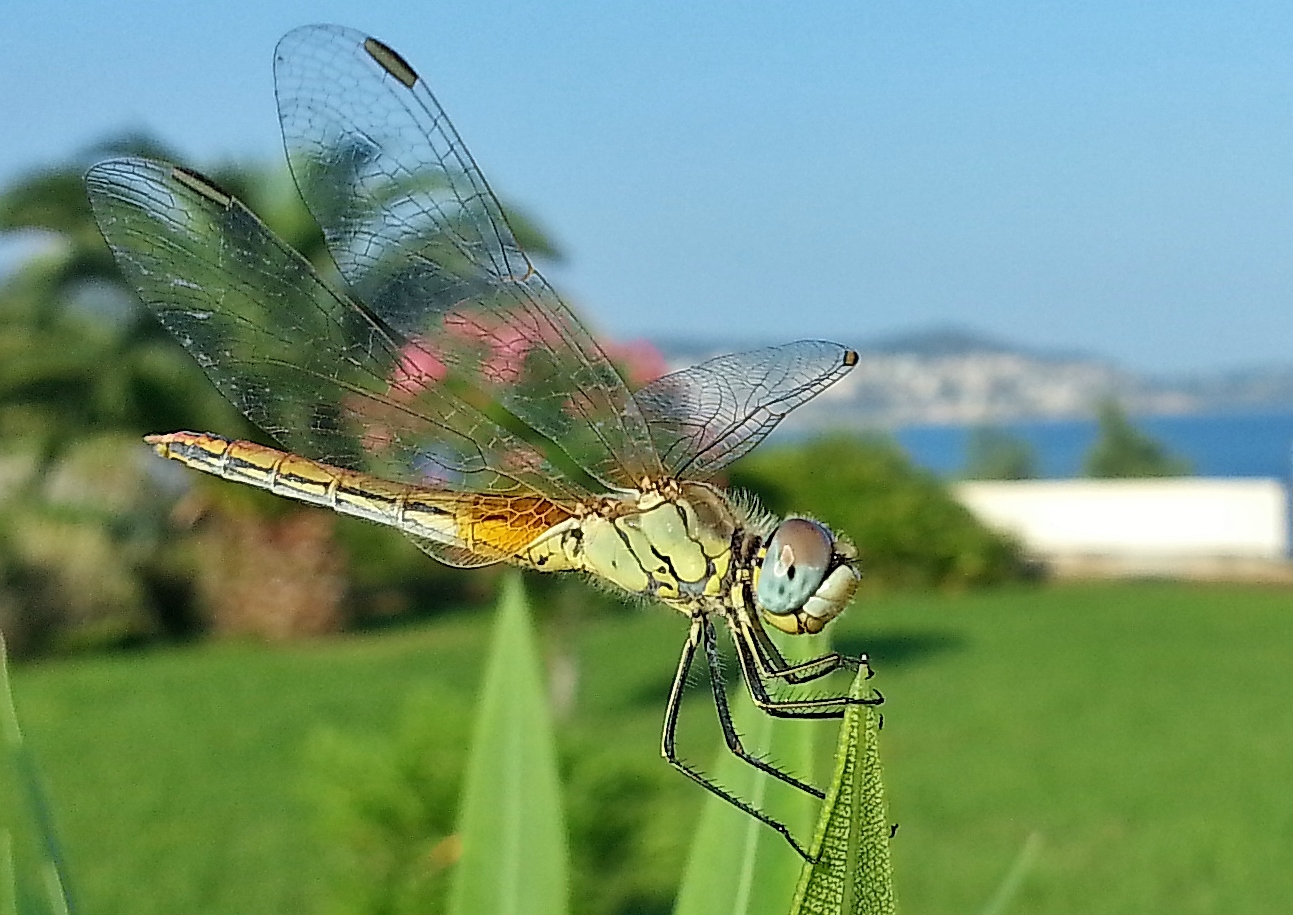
728, 435, 1022, 591
304, 688, 468, 915
963, 425, 1038, 480
1082, 398, 1192, 478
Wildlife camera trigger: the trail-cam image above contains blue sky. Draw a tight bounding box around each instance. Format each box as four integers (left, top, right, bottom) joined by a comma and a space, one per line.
5, 0, 1293, 375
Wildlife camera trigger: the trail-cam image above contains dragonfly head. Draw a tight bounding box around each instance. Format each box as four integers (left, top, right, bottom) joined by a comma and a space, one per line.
754, 518, 860, 635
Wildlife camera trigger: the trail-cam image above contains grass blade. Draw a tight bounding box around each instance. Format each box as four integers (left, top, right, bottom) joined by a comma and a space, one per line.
447, 571, 569, 915
672, 635, 824, 915
789, 663, 894, 915
978, 832, 1043, 915
2, 830, 14, 915
1, 635, 73, 915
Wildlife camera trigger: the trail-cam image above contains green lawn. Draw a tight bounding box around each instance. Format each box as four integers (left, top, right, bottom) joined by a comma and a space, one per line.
4, 580, 1292, 915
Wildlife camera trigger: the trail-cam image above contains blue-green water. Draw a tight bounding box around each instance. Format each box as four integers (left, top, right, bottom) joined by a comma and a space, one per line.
892, 407, 1293, 479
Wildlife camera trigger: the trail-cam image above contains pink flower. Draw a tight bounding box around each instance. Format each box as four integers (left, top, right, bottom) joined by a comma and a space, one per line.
478, 322, 532, 385
602, 337, 668, 389
390, 339, 448, 397
355, 315, 669, 461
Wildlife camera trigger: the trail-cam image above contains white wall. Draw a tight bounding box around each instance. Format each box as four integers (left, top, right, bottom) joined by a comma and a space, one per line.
954, 478, 1290, 562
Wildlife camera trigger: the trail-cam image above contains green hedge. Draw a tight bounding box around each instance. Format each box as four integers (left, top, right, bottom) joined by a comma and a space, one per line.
728, 435, 1023, 591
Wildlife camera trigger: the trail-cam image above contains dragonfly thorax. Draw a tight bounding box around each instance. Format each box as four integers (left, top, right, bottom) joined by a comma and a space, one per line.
521, 481, 859, 635
523, 480, 738, 606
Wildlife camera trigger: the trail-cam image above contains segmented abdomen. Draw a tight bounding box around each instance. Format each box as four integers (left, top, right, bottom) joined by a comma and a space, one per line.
145, 431, 572, 558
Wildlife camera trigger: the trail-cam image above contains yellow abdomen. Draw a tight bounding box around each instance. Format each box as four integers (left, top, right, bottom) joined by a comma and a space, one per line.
146, 432, 572, 560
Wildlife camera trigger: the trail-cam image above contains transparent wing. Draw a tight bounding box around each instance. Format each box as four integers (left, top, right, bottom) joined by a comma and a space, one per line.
633, 341, 858, 479
410, 535, 499, 569
86, 157, 594, 506
273, 24, 662, 491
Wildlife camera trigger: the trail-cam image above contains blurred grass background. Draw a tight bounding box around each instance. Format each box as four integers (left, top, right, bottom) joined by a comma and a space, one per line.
4, 579, 1291, 915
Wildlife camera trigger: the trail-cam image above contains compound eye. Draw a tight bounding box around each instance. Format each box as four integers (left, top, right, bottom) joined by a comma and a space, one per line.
755, 518, 833, 615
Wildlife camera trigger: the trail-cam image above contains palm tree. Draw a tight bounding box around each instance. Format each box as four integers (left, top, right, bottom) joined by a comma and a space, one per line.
0, 137, 259, 466
0, 137, 252, 651
0, 136, 569, 654
0, 137, 349, 652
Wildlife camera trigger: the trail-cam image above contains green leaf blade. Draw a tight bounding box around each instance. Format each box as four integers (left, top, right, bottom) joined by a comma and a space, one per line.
790, 665, 894, 915
447, 572, 569, 915
1, 634, 72, 915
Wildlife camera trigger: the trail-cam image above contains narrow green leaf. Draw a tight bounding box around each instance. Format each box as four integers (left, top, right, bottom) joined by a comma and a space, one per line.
978, 832, 1043, 915
789, 664, 894, 915
1, 636, 16, 915
1, 634, 73, 915
447, 571, 569, 915
2, 830, 15, 915
673, 635, 825, 915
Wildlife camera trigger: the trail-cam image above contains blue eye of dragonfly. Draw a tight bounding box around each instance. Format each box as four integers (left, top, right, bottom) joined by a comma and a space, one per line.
757, 518, 834, 614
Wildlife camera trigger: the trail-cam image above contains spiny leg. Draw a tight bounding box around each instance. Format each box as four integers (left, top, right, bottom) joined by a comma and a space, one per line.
699, 614, 825, 801
730, 614, 883, 718
661, 615, 814, 860
743, 613, 864, 686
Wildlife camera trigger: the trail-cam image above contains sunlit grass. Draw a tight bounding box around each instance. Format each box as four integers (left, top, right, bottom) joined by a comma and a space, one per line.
865, 581, 1293, 914
2, 580, 1291, 915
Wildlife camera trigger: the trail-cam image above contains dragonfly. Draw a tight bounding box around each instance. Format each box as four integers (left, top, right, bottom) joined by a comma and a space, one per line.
85, 23, 878, 857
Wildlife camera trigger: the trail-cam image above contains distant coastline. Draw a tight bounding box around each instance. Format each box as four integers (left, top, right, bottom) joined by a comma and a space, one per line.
653, 328, 1293, 430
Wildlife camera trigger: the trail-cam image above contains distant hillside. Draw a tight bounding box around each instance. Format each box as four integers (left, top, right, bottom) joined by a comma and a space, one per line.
652, 329, 1293, 429
863, 327, 1040, 358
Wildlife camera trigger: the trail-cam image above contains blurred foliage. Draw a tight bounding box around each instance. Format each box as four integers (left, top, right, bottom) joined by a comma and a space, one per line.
962, 425, 1037, 480
1081, 398, 1192, 478
730, 435, 1024, 591
0, 434, 171, 656
304, 689, 470, 915
0, 138, 536, 655
0, 139, 252, 461
195, 511, 349, 640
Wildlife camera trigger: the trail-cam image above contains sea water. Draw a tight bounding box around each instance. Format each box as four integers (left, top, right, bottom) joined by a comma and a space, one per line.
892, 407, 1293, 480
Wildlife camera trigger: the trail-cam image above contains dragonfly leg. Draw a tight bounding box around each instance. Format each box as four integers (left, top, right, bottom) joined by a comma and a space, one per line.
730, 614, 883, 718
743, 613, 863, 686
699, 615, 825, 801
661, 615, 815, 860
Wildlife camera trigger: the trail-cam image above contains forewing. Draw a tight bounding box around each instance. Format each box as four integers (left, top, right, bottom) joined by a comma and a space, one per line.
273, 24, 662, 490
86, 157, 593, 505
633, 341, 858, 479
